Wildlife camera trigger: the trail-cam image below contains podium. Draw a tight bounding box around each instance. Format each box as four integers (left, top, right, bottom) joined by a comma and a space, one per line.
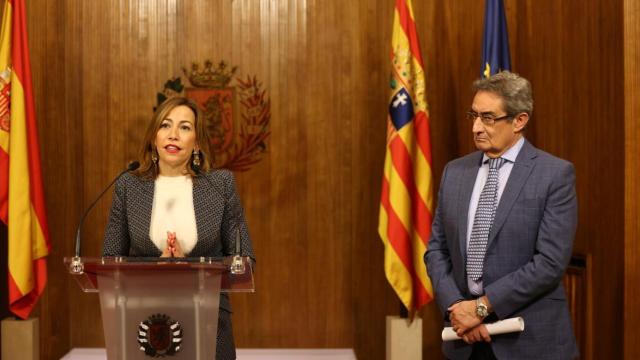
64, 256, 254, 360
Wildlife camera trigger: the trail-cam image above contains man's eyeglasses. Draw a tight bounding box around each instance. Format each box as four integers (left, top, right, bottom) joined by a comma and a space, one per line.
465, 111, 512, 125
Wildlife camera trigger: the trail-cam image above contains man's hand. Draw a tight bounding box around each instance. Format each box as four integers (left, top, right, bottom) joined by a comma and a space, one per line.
448, 300, 482, 336
460, 324, 491, 344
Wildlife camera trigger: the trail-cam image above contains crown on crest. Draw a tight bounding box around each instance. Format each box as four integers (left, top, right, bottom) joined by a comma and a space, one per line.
183, 60, 237, 88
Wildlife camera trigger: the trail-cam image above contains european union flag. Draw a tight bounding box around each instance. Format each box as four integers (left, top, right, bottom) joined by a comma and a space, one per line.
481, 0, 511, 78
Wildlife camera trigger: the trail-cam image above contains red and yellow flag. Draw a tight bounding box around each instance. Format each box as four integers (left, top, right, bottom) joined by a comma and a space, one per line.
379, 0, 433, 314
0, 0, 50, 319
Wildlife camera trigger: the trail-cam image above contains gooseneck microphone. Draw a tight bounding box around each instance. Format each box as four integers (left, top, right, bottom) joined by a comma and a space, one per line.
73, 161, 140, 258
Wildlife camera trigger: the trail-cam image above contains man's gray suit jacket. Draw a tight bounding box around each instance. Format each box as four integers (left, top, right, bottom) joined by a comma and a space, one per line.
102, 169, 255, 360
425, 139, 578, 360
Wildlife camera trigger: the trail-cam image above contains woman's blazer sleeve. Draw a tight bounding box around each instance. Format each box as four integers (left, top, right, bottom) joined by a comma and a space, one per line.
102, 176, 130, 256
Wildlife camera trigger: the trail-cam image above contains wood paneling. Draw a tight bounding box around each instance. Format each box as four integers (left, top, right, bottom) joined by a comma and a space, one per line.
26, 0, 406, 358
563, 256, 591, 359
20, 0, 628, 359
624, 0, 640, 358
506, 1, 625, 359
0, 225, 8, 360
24, 1, 75, 358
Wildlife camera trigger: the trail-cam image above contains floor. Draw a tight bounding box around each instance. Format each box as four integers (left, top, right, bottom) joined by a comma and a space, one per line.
60, 347, 358, 360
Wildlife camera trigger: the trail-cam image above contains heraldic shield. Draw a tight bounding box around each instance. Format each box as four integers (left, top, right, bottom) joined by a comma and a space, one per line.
157, 60, 271, 171
186, 87, 235, 155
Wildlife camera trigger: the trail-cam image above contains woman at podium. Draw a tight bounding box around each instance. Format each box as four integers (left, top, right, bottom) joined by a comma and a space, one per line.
102, 96, 255, 359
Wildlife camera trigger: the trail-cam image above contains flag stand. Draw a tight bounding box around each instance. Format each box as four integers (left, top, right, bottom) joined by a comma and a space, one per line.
1, 317, 39, 360
385, 314, 422, 360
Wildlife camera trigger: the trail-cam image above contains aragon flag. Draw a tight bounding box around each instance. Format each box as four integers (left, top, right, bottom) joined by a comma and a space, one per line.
481, 0, 512, 78
0, 0, 51, 319
379, 0, 434, 314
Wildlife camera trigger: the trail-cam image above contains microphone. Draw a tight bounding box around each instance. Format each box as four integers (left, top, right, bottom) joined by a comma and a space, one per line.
73, 161, 140, 259
194, 168, 246, 274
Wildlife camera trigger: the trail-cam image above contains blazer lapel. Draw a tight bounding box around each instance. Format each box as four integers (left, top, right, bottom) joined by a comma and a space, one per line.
487, 140, 537, 246
458, 153, 483, 261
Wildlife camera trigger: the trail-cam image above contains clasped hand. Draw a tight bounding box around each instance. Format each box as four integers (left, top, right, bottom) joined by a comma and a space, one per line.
160, 231, 185, 258
448, 300, 491, 344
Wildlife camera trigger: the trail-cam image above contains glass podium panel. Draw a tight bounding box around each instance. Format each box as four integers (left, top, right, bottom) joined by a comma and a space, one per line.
64, 256, 254, 360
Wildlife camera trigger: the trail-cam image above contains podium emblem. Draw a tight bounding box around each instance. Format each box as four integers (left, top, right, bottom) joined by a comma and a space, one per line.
156, 60, 271, 171
138, 314, 183, 357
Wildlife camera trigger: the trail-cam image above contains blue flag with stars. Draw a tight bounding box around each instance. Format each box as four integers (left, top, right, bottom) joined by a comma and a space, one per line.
481, 0, 511, 78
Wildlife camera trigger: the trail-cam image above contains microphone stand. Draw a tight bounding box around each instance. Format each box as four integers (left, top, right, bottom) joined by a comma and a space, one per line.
69, 161, 140, 274
230, 213, 246, 275
196, 168, 246, 275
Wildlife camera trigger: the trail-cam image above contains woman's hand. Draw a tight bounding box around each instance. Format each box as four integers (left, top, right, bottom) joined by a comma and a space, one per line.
160, 231, 184, 257
167, 231, 185, 258
160, 245, 172, 258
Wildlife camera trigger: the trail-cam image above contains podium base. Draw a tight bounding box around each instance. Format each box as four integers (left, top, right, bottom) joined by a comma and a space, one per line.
62, 348, 358, 359
386, 315, 422, 360
1, 317, 39, 360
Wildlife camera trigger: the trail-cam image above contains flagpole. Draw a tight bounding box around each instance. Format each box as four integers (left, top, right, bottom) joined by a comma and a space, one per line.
399, 301, 408, 318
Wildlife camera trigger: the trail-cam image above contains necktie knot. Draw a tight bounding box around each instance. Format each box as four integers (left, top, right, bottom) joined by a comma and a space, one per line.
488, 157, 505, 170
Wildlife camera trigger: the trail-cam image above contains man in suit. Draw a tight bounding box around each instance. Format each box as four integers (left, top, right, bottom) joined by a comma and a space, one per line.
425, 71, 578, 359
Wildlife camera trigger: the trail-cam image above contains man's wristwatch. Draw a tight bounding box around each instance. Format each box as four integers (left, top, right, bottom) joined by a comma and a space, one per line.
475, 298, 489, 319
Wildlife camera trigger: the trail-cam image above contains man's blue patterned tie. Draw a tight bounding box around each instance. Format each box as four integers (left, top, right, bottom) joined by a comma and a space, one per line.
467, 157, 505, 281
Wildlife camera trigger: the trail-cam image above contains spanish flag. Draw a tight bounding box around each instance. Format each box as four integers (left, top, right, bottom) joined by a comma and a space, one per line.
379, 0, 433, 314
0, 0, 50, 319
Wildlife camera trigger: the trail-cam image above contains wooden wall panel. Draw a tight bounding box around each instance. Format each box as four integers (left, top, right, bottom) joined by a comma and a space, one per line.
624, 0, 640, 358
25, 0, 76, 357
507, 1, 624, 358
20, 0, 627, 359
25, 0, 401, 358
563, 257, 590, 359
0, 225, 8, 360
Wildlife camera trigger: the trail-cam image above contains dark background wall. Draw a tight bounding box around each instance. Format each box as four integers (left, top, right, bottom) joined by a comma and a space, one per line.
0, 0, 632, 359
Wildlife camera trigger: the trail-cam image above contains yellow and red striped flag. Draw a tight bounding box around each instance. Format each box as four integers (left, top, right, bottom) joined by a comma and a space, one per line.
0, 0, 50, 319
379, 0, 433, 314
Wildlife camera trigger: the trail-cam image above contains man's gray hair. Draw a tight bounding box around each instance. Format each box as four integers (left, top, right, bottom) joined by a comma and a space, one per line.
473, 71, 534, 117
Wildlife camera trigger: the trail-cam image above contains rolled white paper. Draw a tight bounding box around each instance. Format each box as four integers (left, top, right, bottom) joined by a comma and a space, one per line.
441, 317, 525, 341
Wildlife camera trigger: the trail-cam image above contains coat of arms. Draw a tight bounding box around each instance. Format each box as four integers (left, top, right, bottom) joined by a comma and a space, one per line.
137, 313, 183, 357
156, 60, 270, 171
0, 68, 11, 132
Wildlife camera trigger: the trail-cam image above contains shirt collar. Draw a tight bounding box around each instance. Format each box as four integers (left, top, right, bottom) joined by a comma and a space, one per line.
482, 137, 525, 165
